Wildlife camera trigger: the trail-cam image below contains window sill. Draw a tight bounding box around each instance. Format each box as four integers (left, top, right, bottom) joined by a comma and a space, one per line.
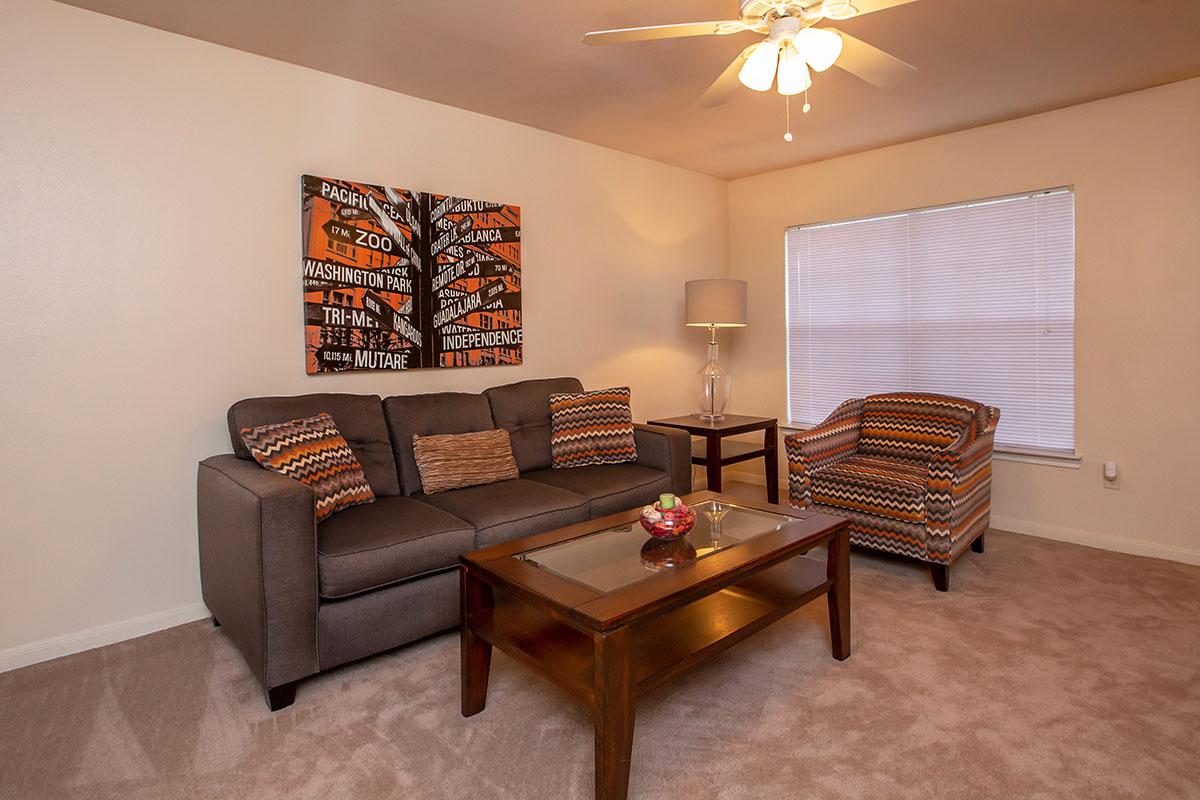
993, 449, 1081, 469
782, 424, 1081, 469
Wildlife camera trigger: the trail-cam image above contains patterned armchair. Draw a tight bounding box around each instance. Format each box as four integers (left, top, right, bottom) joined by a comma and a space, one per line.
785, 393, 1000, 591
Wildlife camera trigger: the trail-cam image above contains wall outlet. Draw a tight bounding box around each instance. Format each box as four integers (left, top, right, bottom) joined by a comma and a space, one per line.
1103, 461, 1121, 490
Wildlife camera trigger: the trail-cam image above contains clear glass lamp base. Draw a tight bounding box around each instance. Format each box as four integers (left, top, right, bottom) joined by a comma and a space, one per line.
696, 341, 731, 421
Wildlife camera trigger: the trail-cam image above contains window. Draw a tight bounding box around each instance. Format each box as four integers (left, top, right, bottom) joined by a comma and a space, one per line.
785, 188, 1075, 455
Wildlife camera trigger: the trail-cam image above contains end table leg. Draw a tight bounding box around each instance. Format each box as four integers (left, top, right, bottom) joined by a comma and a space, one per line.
460, 566, 493, 717
594, 628, 635, 800
705, 435, 722, 493
764, 424, 779, 504
827, 528, 851, 661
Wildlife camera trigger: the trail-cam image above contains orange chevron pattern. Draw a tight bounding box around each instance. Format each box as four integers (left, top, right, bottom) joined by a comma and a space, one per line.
787, 393, 999, 564
549, 387, 637, 469
239, 412, 375, 520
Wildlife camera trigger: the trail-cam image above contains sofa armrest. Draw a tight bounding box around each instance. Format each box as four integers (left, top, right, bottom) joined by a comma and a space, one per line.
784, 398, 864, 509
197, 455, 320, 695
634, 423, 692, 495
924, 406, 1001, 560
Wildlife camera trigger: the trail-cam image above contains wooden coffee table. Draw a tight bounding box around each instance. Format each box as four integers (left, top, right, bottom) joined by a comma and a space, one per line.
459, 491, 851, 800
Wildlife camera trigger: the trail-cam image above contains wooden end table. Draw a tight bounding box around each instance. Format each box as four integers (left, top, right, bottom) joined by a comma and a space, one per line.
647, 414, 779, 504
460, 492, 850, 800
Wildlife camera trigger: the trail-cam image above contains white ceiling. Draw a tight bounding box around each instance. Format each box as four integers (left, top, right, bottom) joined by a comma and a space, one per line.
55, 0, 1200, 178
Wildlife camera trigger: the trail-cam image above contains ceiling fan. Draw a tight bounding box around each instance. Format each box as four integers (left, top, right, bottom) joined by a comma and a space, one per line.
583, 0, 917, 115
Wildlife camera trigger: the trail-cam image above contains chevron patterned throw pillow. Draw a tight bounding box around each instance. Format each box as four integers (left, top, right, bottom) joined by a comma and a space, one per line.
239, 412, 375, 521
549, 387, 637, 469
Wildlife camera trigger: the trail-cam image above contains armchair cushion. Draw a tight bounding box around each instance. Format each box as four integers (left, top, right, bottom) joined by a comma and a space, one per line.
810, 455, 927, 524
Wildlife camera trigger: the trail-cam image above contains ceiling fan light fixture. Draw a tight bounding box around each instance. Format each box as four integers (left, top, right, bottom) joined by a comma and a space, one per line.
776, 45, 812, 95
738, 40, 780, 92
796, 27, 844, 72
821, 0, 859, 21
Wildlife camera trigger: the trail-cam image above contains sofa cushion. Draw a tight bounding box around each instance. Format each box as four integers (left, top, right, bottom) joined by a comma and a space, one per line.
523, 464, 670, 517
484, 377, 583, 473
383, 392, 496, 495
415, 478, 589, 549
857, 393, 981, 465
549, 387, 638, 469
228, 394, 400, 497
811, 455, 928, 524
317, 495, 475, 599
239, 412, 375, 521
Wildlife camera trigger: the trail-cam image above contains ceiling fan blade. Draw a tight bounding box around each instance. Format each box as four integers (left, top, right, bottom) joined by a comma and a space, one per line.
696, 45, 759, 108
583, 21, 747, 46
828, 29, 915, 88
845, 0, 919, 16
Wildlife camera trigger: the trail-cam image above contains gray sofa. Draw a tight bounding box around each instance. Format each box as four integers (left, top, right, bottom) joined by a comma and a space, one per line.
197, 377, 690, 710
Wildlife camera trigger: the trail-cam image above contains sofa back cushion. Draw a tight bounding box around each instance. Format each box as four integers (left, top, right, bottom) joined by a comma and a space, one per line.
858, 393, 982, 464
484, 377, 584, 472
383, 392, 496, 495
228, 394, 400, 497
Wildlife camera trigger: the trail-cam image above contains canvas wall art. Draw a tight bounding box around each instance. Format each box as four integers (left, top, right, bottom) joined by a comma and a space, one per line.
301, 174, 522, 373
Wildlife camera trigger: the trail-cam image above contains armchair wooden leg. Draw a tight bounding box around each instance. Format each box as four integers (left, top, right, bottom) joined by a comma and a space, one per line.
266, 681, 298, 712
930, 563, 950, 592
971, 532, 986, 554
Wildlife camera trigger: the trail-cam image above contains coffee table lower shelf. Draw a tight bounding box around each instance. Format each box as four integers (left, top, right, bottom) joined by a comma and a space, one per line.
474, 555, 830, 706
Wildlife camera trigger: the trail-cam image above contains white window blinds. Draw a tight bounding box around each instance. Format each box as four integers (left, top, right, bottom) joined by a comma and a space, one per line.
785, 189, 1075, 455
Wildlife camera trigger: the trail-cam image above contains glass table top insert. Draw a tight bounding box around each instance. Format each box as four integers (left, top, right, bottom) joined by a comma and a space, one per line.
516, 500, 802, 593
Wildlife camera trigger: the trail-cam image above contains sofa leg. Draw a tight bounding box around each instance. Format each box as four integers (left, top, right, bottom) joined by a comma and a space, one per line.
266, 681, 298, 712
211, 616, 221, 628
971, 532, 986, 554
930, 563, 950, 592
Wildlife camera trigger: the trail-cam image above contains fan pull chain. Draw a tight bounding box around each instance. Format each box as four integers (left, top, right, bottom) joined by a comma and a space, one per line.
803, 88, 811, 114
784, 95, 794, 142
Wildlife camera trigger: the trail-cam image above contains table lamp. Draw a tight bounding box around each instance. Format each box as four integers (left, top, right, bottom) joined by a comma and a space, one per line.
685, 279, 748, 420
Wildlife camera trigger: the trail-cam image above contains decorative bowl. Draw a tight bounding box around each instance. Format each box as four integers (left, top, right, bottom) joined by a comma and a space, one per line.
640, 538, 698, 572
639, 500, 696, 541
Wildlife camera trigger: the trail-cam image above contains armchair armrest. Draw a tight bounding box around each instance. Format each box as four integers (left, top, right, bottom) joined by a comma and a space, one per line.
924, 406, 1001, 560
784, 398, 865, 509
634, 423, 692, 495
197, 455, 320, 697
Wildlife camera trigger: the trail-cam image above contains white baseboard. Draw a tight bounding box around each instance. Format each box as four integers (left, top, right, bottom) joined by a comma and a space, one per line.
0, 602, 210, 674
726, 469, 1200, 567
989, 516, 1200, 566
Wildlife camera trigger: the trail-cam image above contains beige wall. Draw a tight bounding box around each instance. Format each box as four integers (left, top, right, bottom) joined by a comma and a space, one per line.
727, 78, 1200, 563
0, 0, 727, 662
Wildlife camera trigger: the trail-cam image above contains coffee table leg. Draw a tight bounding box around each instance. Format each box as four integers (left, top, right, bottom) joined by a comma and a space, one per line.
460, 566, 493, 717
593, 628, 635, 800
827, 528, 851, 661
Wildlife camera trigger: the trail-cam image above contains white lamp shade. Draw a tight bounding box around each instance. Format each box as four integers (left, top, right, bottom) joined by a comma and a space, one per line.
796, 27, 843, 72
686, 279, 748, 327
738, 41, 779, 92
776, 45, 812, 95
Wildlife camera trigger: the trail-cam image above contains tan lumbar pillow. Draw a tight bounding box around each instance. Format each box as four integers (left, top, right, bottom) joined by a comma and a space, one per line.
412, 429, 519, 494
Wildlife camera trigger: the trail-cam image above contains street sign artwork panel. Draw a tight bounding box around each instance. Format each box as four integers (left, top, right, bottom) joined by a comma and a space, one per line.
301, 174, 522, 373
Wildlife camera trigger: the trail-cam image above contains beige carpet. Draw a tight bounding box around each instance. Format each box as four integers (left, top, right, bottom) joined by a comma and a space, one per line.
3, 530, 1199, 800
